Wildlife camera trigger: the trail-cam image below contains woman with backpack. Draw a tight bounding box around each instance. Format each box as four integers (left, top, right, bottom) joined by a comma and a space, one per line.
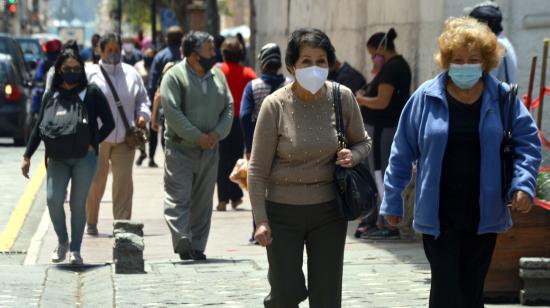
21, 49, 115, 265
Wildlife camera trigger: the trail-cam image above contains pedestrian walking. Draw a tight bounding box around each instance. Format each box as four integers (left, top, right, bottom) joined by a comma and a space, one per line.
216, 37, 257, 212
151, 61, 177, 151
21, 48, 115, 264
142, 26, 184, 167
355, 28, 412, 240
468, 1, 518, 84
240, 42, 289, 242
85, 33, 151, 236
248, 28, 371, 308
134, 47, 159, 167
161, 31, 233, 261
381, 17, 541, 307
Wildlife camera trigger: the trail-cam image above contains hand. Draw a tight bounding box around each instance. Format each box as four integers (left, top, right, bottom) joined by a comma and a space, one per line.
21, 157, 30, 179
385, 215, 402, 226
136, 116, 146, 128
196, 134, 211, 150
151, 118, 159, 132
254, 221, 272, 247
207, 132, 220, 149
511, 190, 532, 213
336, 148, 353, 168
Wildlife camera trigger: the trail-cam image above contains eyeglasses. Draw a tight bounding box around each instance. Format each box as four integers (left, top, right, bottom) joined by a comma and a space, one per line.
61, 66, 83, 73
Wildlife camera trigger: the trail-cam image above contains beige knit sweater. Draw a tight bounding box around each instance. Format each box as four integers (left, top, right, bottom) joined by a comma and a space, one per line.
248, 82, 372, 223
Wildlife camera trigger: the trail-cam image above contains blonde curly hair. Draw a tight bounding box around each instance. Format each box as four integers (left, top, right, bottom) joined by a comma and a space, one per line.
435, 16, 504, 72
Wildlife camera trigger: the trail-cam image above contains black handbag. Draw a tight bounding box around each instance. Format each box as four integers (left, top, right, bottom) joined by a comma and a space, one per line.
498, 82, 518, 204
332, 82, 378, 220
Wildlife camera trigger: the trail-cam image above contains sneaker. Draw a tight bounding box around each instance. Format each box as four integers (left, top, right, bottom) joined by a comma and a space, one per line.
191, 250, 206, 261
86, 224, 98, 236
364, 228, 400, 240
51, 242, 69, 263
135, 153, 146, 166
148, 160, 158, 168
69, 251, 83, 265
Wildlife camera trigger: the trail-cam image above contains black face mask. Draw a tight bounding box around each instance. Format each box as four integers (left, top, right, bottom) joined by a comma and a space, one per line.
198, 55, 217, 72
62, 71, 81, 85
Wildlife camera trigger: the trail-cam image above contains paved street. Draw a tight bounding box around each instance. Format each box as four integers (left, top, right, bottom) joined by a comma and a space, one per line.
0, 147, 529, 307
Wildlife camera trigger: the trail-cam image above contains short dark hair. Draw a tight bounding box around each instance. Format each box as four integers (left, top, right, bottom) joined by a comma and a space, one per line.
221, 37, 243, 63
166, 26, 184, 46
181, 31, 214, 57
52, 49, 88, 89
367, 28, 398, 51
99, 33, 121, 51
285, 28, 336, 68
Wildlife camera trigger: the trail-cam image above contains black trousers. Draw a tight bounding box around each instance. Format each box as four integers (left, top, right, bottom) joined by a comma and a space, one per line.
264, 201, 347, 308
423, 230, 497, 308
217, 118, 244, 203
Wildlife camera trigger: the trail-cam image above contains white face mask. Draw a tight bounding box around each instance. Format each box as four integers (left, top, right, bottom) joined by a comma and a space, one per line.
295, 66, 329, 94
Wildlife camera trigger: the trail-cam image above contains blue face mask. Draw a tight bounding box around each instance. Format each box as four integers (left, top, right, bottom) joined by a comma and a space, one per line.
448, 63, 482, 89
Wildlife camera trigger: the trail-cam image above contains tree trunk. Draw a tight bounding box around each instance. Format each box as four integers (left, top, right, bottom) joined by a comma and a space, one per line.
206, 0, 220, 36
249, 0, 256, 69
171, 0, 189, 32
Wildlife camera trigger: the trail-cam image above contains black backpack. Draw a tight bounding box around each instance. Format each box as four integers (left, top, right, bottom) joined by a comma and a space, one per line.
39, 90, 91, 160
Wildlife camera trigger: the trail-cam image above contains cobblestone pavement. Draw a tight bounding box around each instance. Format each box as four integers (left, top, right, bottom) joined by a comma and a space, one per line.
0, 151, 527, 307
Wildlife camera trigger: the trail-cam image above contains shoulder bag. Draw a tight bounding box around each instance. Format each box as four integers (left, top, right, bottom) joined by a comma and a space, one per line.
499, 82, 518, 204
100, 65, 148, 149
332, 82, 378, 220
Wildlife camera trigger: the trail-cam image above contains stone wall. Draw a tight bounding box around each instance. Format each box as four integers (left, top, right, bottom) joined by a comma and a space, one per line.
253, 0, 550, 92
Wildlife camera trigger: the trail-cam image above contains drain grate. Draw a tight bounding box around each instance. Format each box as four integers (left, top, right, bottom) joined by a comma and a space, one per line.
0, 250, 27, 255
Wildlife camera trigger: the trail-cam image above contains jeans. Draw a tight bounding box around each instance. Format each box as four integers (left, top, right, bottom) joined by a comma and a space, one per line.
47, 150, 97, 252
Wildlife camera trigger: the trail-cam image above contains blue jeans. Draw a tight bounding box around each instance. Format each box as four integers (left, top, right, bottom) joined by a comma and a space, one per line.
46, 150, 97, 252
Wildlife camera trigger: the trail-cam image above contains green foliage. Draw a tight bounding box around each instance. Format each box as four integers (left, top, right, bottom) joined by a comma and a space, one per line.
111, 0, 172, 31
536, 170, 550, 200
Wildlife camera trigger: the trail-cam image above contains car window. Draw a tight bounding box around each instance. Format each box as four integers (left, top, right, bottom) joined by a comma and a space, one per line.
0, 39, 10, 54
0, 62, 8, 84
19, 41, 41, 56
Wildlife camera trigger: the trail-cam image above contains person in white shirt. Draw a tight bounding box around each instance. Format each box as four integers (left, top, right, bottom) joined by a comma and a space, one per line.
85, 33, 151, 236
468, 1, 518, 84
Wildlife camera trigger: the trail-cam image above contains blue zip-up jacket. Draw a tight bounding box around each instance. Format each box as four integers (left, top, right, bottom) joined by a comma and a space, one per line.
380, 72, 541, 237
147, 45, 182, 99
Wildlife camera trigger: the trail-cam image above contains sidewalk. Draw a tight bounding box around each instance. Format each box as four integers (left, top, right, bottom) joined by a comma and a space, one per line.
16, 151, 522, 307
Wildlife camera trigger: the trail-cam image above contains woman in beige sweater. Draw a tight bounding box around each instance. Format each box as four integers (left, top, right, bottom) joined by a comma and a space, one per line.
248, 28, 371, 308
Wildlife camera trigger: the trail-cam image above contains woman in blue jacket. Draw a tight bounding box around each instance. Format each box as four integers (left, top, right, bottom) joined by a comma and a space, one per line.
381, 17, 541, 307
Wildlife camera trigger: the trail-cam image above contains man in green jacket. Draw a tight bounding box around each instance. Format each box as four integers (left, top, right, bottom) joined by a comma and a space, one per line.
160, 31, 233, 261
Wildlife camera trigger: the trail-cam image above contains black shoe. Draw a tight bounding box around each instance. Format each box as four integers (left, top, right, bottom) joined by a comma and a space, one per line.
191, 250, 206, 261
179, 251, 193, 260
148, 160, 158, 168
135, 154, 146, 166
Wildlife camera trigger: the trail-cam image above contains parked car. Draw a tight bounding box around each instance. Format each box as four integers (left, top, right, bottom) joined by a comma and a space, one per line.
0, 53, 32, 145
0, 33, 32, 84
16, 37, 43, 71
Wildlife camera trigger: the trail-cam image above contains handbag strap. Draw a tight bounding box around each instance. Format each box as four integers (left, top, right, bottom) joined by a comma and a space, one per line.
332, 81, 347, 149
100, 65, 131, 131
498, 82, 518, 140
